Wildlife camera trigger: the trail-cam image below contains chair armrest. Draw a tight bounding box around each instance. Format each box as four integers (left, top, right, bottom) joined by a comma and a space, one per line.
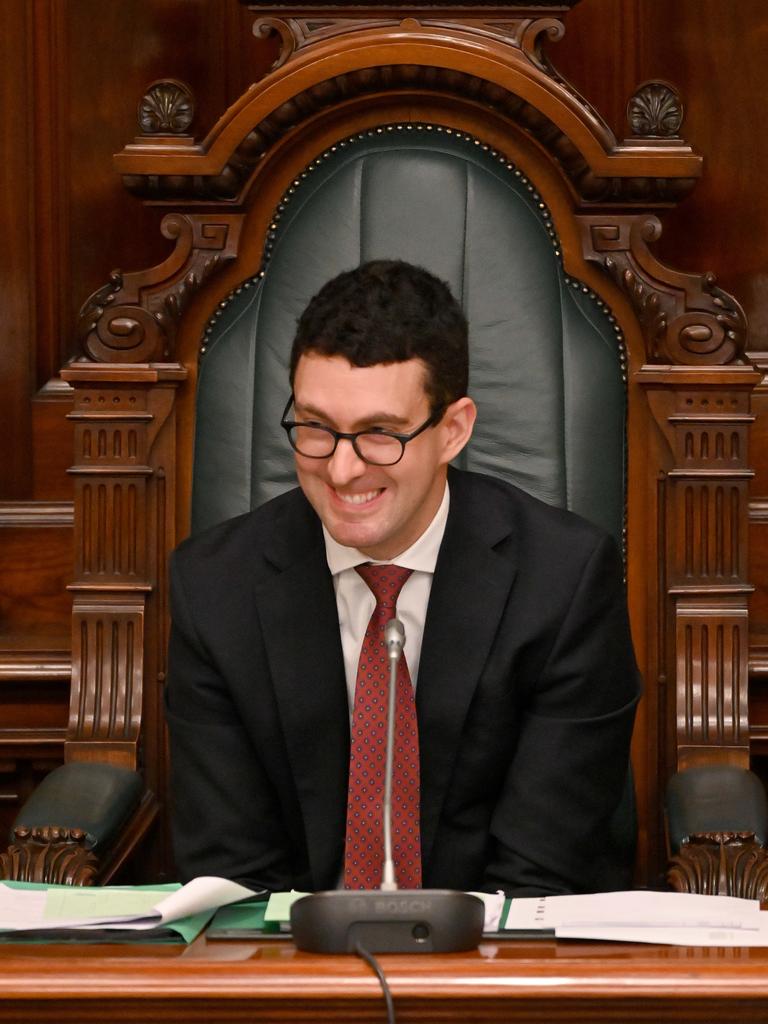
666, 765, 768, 853
11, 762, 144, 851
666, 766, 768, 898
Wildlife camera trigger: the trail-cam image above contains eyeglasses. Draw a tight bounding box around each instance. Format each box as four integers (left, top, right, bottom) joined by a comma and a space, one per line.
280, 396, 444, 467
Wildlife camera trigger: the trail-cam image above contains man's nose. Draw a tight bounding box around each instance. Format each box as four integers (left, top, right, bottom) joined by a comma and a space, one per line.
326, 438, 367, 485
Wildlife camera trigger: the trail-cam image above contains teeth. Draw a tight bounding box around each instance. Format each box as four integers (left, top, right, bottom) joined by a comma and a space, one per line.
339, 490, 380, 505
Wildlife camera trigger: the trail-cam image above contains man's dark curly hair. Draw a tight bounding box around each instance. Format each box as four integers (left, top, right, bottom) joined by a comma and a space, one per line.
289, 260, 468, 412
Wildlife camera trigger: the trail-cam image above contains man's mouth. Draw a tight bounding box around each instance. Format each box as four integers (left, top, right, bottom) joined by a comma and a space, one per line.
336, 488, 383, 506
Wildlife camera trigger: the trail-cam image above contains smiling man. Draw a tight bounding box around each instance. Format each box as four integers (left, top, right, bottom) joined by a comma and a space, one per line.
165, 260, 640, 896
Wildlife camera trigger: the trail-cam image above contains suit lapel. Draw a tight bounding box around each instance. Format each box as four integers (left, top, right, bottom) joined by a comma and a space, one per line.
253, 503, 349, 887
416, 474, 519, 867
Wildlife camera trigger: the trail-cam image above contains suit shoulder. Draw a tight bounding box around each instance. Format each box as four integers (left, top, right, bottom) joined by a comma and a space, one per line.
172, 486, 312, 575
450, 468, 610, 547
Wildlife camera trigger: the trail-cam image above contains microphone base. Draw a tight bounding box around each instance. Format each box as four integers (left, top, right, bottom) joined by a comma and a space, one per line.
290, 889, 485, 953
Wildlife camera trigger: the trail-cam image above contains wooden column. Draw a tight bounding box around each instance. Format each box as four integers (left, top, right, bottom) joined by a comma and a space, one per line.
59, 363, 186, 877
642, 368, 760, 771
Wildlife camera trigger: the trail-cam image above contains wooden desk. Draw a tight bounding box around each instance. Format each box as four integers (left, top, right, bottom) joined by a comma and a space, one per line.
4, 934, 768, 1023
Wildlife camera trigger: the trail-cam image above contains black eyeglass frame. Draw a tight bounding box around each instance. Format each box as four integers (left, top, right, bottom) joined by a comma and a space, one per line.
280, 396, 445, 467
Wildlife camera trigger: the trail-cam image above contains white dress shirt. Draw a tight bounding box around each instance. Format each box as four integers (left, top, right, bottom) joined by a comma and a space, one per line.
323, 483, 450, 712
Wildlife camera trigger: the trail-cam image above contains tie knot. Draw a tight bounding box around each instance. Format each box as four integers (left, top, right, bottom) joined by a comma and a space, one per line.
355, 563, 413, 608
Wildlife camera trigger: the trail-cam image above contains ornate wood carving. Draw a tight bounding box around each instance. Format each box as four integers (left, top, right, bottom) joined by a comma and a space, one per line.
579, 216, 748, 365
77, 215, 242, 363
62, 369, 184, 766
69, 596, 145, 754
628, 80, 683, 139
0, 826, 98, 885
56, 364, 184, 876
138, 79, 195, 135
668, 832, 768, 899
642, 367, 760, 773
253, 15, 566, 73
116, 19, 701, 206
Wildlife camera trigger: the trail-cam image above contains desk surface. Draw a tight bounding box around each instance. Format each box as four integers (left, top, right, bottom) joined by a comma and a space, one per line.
5, 934, 768, 1023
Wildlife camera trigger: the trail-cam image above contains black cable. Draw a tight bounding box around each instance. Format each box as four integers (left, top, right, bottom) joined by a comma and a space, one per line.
355, 941, 396, 1024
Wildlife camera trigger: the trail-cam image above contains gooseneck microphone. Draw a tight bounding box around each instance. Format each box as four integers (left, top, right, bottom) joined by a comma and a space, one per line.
381, 618, 405, 892
291, 618, 484, 954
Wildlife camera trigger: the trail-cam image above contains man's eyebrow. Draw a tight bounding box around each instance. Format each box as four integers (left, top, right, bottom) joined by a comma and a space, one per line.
293, 401, 412, 429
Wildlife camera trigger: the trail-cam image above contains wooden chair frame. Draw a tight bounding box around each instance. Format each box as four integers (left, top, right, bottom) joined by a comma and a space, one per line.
25, 2, 757, 886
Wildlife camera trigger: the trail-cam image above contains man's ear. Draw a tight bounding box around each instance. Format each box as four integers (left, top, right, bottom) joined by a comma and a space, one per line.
439, 396, 477, 464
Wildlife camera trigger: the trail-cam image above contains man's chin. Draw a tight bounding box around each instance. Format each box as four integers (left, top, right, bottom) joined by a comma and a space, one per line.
328, 523, 383, 553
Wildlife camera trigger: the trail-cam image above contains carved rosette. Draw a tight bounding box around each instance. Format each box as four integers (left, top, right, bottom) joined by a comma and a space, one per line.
77, 215, 243, 363
0, 826, 99, 885
138, 79, 195, 135
628, 80, 683, 139
668, 832, 768, 899
579, 215, 748, 366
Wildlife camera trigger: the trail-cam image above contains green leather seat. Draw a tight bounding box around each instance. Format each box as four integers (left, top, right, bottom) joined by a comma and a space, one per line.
12, 763, 143, 851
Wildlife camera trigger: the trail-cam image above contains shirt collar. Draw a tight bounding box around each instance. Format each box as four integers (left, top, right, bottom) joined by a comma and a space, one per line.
323, 482, 450, 576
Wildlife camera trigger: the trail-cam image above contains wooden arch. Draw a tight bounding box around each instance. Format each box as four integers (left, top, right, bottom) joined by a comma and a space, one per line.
56, 2, 758, 886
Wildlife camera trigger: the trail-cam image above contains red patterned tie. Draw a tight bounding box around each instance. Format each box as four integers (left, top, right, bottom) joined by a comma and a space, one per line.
343, 564, 422, 890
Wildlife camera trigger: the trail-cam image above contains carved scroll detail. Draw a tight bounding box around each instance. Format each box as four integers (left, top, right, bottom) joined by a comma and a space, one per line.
628, 80, 683, 139
676, 613, 749, 749
0, 826, 98, 885
252, 14, 564, 70
69, 598, 145, 744
254, 17, 300, 70
581, 216, 748, 365
138, 79, 195, 135
668, 832, 768, 899
77, 215, 243, 362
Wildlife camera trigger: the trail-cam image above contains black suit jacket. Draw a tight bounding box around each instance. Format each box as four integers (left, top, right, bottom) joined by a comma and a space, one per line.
166, 467, 640, 896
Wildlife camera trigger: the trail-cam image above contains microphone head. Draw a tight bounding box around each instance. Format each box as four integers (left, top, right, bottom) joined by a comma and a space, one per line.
385, 618, 405, 657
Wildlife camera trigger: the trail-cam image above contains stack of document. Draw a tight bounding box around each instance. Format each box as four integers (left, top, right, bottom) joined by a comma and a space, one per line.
0, 876, 255, 942
505, 890, 767, 946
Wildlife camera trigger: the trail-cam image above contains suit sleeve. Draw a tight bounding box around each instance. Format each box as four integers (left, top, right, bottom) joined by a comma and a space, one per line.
165, 555, 297, 891
484, 532, 641, 896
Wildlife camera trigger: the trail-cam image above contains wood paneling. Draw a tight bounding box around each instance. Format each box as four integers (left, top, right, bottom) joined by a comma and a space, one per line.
65, 0, 274, 345
0, 523, 72, 636
549, 0, 643, 138
634, 0, 768, 353
0, 0, 34, 496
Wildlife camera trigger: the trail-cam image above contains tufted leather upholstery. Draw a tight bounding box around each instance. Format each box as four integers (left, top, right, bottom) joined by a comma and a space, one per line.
192, 128, 625, 541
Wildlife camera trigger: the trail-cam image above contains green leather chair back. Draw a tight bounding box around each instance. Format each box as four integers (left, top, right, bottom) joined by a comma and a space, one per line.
192, 126, 625, 542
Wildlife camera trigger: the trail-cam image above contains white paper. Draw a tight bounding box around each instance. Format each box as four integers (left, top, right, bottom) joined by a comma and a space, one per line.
468, 891, 505, 932
0, 876, 254, 932
505, 890, 761, 933
555, 922, 768, 946
153, 877, 254, 925
0, 886, 48, 929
